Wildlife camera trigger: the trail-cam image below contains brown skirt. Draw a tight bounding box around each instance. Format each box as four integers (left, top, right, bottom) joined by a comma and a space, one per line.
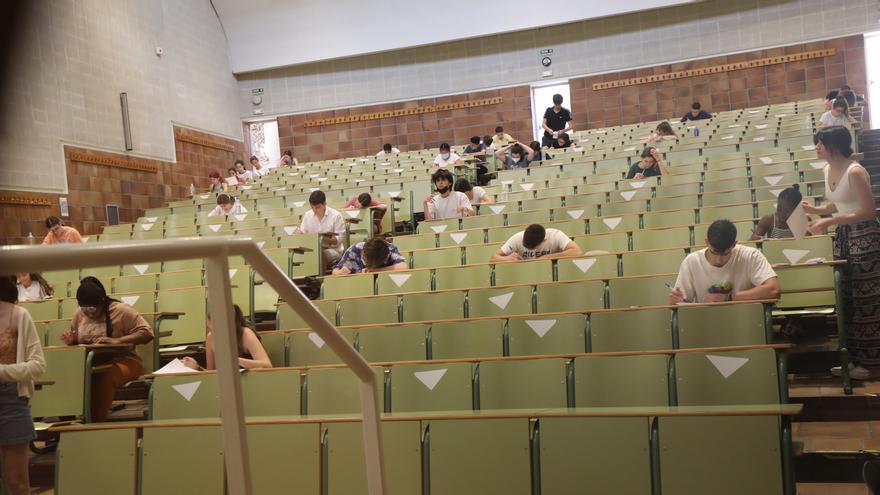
834, 218, 880, 366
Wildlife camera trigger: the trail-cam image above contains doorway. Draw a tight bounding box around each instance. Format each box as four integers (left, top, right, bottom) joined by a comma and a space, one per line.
865, 31, 880, 130
247, 120, 280, 170
531, 81, 572, 142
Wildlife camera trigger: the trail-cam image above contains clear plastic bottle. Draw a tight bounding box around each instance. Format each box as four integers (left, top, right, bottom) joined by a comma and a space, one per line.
189, 183, 196, 196
27, 232, 34, 245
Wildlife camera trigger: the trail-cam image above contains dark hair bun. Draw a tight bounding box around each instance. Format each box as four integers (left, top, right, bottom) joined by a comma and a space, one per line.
791, 184, 799, 191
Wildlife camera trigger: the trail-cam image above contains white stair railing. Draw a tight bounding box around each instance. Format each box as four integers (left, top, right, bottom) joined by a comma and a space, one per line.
0, 236, 387, 495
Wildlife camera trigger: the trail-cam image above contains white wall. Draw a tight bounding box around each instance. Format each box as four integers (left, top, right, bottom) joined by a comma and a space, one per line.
237, 0, 880, 119
0, 0, 242, 194
214, 0, 697, 73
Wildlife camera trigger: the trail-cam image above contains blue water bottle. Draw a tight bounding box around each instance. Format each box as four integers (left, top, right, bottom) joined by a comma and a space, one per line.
693, 127, 699, 137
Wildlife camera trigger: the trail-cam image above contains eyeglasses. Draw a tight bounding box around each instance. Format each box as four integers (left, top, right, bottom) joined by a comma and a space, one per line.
79, 306, 98, 312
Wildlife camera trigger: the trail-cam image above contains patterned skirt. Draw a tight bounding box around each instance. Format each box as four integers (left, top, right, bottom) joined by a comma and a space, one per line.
834, 218, 880, 366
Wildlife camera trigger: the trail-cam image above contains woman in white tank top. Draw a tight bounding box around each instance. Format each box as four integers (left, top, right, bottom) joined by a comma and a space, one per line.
803, 126, 880, 380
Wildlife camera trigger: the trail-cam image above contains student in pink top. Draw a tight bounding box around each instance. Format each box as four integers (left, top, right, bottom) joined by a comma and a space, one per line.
41, 216, 83, 245
343, 193, 388, 234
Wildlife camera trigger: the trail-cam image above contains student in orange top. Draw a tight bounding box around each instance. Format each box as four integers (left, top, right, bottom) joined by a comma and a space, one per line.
41, 216, 83, 245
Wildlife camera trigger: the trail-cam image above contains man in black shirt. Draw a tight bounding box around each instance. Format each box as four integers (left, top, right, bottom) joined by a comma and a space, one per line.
680, 101, 712, 122
541, 94, 573, 148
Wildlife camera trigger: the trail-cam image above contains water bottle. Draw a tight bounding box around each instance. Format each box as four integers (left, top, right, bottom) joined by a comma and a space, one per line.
189, 183, 196, 196
693, 127, 699, 137
27, 232, 34, 245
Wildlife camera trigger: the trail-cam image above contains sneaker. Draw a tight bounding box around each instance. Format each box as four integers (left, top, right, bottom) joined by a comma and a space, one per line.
831, 363, 873, 380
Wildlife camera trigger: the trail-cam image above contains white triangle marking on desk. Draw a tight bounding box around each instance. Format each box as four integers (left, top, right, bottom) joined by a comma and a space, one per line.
707, 355, 749, 379
525, 320, 556, 338
520, 183, 535, 191
783, 249, 810, 264
769, 189, 783, 198
393, 169, 403, 173
293, 201, 306, 208
489, 205, 506, 214
387, 191, 400, 198
414, 369, 447, 391
228, 269, 238, 278
309, 174, 319, 178
763, 175, 783, 186
256, 241, 265, 249
388, 273, 411, 287
619, 191, 637, 201
572, 258, 597, 273
144, 217, 157, 223
754, 124, 768, 129
759, 156, 773, 165
753, 136, 766, 142
489, 292, 514, 309
133, 264, 149, 275
345, 210, 360, 218
603, 217, 623, 230
283, 226, 296, 235
308, 333, 325, 349
802, 145, 816, 151
121, 296, 140, 306
234, 214, 247, 221
501, 180, 514, 186
141, 223, 153, 231
308, 188, 320, 192
629, 181, 647, 189
431, 225, 448, 233
810, 161, 827, 170
172, 381, 202, 401
200, 194, 210, 200
450, 233, 468, 245
624, 146, 636, 152
566, 209, 584, 220
317, 178, 327, 182
208, 224, 222, 232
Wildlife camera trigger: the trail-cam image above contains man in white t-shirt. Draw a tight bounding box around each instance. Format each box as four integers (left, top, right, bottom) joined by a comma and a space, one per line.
491, 224, 582, 262
453, 178, 493, 205
423, 169, 474, 220
299, 190, 346, 262
669, 220, 781, 304
376, 143, 401, 157
433, 143, 461, 168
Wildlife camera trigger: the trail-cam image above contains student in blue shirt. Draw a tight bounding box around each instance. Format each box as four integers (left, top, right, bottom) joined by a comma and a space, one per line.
331, 237, 408, 275
680, 101, 712, 122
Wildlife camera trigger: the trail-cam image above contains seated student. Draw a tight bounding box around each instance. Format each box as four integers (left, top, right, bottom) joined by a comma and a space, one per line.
491, 126, 514, 148
0, 275, 46, 495
454, 178, 493, 205
207, 194, 248, 217
626, 146, 669, 179
300, 190, 346, 262
181, 305, 271, 371
495, 141, 535, 169
42, 216, 83, 245
529, 141, 544, 162
331, 237, 408, 275
433, 143, 461, 168
16, 273, 53, 301
225, 167, 240, 187
342, 193, 388, 234
423, 169, 474, 220
482, 134, 496, 150
61, 277, 153, 422
823, 89, 840, 111
208, 170, 228, 193
669, 220, 781, 304
680, 101, 712, 122
463, 136, 486, 154
234, 160, 253, 184
376, 143, 400, 157
277, 149, 299, 167
751, 185, 803, 240
644, 121, 677, 143
491, 224, 583, 262
818, 97, 856, 128
249, 155, 269, 177
839, 85, 856, 107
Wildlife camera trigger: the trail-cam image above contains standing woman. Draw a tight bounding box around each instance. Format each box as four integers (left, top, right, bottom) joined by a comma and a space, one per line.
0, 275, 46, 495
803, 126, 880, 380
60, 277, 153, 421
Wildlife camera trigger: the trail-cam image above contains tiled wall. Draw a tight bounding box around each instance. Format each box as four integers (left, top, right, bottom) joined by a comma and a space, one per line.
276, 87, 534, 163
570, 36, 869, 129
0, 127, 246, 245
0, 0, 242, 195
237, 0, 879, 118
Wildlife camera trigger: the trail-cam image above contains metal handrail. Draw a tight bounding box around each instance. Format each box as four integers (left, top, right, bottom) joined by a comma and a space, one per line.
0, 236, 387, 495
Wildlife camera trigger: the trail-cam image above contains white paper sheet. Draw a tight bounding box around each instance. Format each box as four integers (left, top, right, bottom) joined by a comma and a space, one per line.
154, 358, 198, 375
785, 203, 809, 239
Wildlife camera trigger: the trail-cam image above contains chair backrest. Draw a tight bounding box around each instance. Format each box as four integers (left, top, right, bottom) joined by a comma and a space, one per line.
573, 354, 669, 406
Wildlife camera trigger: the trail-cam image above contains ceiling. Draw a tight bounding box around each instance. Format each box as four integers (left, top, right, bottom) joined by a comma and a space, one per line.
211, 0, 702, 74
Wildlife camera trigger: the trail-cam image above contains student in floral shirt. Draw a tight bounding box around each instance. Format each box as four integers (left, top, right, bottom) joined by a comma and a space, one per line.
331, 237, 408, 275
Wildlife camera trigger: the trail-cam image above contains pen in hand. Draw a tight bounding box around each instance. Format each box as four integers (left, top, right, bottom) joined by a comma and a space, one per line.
665, 283, 689, 303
